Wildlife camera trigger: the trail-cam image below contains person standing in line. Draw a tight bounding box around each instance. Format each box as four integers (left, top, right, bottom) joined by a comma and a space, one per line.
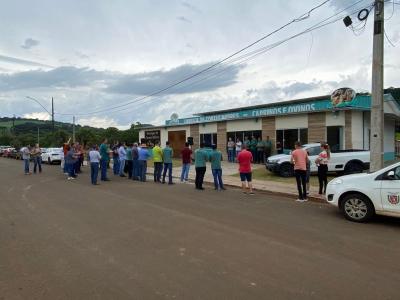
264, 136, 272, 160
131, 143, 139, 180
306, 150, 311, 196
237, 144, 254, 195
65, 145, 78, 180
235, 138, 242, 161
62, 138, 71, 175
88, 145, 101, 185
31, 144, 42, 174
162, 141, 174, 185
118, 142, 127, 177
112, 142, 120, 175
249, 136, 257, 162
74, 143, 82, 174
291, 141, 309, 202
316, 143, 330, 195
125, 143, 133, 179
243, 136, 250, 150
256, 137, 265, 164
210, 144, 225, 191
194, 142, 208, 190
180, 142, 192, 183
138, 144, 150, 182
152, 141, 163, 183
227, 137, 235, 163
99, 138, 111, 181
21, 145, 31, 175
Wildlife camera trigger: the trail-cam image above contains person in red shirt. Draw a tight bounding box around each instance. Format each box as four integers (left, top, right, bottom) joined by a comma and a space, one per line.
237, 144, 254, 195
180, 142, 192, 183
291, 141, 309, 202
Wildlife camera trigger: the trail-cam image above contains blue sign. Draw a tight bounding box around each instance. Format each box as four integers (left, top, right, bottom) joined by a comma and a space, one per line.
165, 95, 373, 126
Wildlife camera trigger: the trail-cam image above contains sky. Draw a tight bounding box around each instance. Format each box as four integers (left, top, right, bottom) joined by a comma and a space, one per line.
0, 0, 399, 129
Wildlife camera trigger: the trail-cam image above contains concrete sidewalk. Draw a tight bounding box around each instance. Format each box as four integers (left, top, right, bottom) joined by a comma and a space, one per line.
146, 161, 326, 202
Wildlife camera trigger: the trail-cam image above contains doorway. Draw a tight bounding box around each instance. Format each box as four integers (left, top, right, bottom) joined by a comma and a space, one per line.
326, 126, 343, 151
168, 130, 186, 157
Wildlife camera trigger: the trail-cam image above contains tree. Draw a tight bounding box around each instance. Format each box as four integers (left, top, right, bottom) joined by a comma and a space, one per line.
76, 127, 97, 147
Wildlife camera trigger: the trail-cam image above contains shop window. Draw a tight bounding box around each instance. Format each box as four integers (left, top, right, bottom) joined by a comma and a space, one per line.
276, 128, 308, 152
200, 133, 217, 147
226, 130, 262, 143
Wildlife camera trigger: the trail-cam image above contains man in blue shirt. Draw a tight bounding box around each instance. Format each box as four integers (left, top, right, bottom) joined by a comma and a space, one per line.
162, 141, 174, 184
194, 142, 208, 190
210, 144, 225, 190
138, 144, 151, 182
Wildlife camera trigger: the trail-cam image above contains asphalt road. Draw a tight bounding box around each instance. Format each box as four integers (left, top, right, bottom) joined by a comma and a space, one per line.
1, 158, 400, 300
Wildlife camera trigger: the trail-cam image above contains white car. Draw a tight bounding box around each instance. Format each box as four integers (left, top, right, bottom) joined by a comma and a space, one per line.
41, 147, 63, 164
326, 162, 400, 222
266, 143, 370, 177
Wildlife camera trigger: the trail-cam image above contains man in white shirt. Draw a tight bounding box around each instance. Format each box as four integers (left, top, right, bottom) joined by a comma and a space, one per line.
118, 143, 127, 177
20, 145, 31, 175
88, 145, 101, 185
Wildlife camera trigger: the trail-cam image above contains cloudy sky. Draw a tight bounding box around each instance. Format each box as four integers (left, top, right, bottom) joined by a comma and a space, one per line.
0, 0, 399, 128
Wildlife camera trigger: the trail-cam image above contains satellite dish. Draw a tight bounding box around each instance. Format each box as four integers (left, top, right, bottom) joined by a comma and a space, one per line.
331, 87, 356, 107
170, 113, 179, 120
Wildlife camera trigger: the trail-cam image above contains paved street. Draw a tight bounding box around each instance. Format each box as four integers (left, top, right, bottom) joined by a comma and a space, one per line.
1, 158, 400, 300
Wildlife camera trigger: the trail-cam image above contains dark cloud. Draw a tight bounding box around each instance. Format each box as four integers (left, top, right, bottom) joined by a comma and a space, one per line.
181, 1, 202, 14
176, 16, 192, 23
0, 63, 242, 95
105, 63, 243, 95
21, 38, 40, 50
0, 66, 107, 90
0, 54, 53, 68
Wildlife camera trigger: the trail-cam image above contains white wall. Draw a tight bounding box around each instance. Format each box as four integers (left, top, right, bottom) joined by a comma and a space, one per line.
226, 119, 261, 132
325, 111, 345, 126
351, 111, 364, 149
199, 122, 217, 134
275, 114, 308, 129
384, 118, 395, 153
140, 126, 190, 146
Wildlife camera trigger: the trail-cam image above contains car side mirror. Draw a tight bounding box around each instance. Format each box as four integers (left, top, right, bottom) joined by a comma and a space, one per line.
387, 170, 395, 180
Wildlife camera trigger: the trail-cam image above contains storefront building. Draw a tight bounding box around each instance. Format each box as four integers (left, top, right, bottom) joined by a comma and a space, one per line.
139, 90, 400, 160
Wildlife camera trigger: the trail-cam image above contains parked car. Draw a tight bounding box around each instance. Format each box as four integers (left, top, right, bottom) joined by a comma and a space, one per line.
266, 143, 370, 177
41, 147, 62, 164
9, 148, 21, 160
0, 146, 12, 156
326, 162, 400, 222
2, 148, 15, 158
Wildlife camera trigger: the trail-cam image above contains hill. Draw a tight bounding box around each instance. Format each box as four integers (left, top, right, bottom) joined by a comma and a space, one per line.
0, 117, 148, 148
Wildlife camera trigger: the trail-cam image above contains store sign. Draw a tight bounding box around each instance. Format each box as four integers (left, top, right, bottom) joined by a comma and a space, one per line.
331, 87, 356, 107
145, 130, 160, 141
166, 98, 333, 125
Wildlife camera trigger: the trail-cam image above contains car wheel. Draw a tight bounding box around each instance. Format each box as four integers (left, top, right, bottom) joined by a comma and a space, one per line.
279, 163, 294, 177
344, 161, 363, 175
48, 157, 52, 165
341, 193, 374, 222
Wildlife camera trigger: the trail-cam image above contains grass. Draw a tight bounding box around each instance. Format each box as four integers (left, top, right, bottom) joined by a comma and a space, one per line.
0, 119, 44, 128
231, 168, 335, 187
147, 158, 183, 167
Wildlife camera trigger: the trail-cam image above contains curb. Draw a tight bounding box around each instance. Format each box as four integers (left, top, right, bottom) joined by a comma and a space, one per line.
146, 171, 327, 204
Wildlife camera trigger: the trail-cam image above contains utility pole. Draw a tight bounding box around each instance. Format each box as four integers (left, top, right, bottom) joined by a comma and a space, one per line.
72, 116, 76, 143
51, 97, 55, 133
37, 127, 40, 145
370, 0, 384, 172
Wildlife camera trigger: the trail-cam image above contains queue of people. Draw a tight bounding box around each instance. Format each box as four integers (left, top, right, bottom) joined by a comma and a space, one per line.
226, 136, 272, 164
20, 136, 329, 200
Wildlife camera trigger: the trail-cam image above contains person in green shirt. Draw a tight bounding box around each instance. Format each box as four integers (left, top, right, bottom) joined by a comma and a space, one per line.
194, 142, 208, 190
162, 141, 174, 184
210, 144, 225, 190
152, 141, 163, 183
256, 137, 265, 164
99, 138, 110, 181
264, 136, 273, 160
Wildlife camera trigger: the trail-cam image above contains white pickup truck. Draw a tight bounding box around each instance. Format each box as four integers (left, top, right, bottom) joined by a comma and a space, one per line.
266, 143, 370, 177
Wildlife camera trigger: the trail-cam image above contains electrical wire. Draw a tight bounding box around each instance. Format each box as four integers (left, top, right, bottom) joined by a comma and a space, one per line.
67, 0, 372, 117
54, 0, 334, 117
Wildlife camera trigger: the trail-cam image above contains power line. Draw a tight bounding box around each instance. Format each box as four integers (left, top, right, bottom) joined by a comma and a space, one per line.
71, 0, 372, 117
55, 0, 332, 116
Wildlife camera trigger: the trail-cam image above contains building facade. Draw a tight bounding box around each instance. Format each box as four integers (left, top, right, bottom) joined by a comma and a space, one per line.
139, 91, 400, 161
